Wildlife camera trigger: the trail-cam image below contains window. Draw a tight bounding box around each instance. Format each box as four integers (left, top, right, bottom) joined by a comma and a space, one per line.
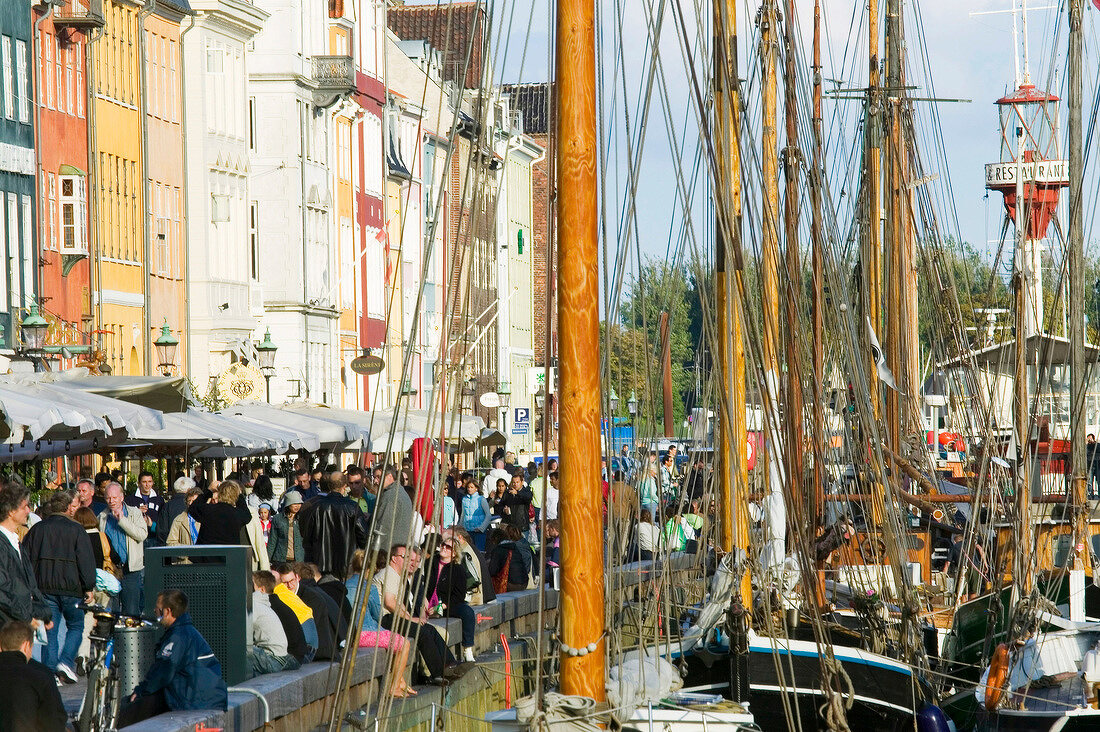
60, 175, 87, 252
20, 196, 32, 303
76, 41, 83, 118
47, 174, 56, 250
248, 97, 256, 150
56, 38, 63, 110
249, 201, 259, 280
65, 44, 73, 115
16, 41, 27, 122
3, 37, 13, 120
7, 194, 19, 307
43, 36, 53, 109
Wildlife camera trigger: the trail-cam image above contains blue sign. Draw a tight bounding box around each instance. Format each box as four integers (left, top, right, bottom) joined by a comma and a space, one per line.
513, 407, 530, 435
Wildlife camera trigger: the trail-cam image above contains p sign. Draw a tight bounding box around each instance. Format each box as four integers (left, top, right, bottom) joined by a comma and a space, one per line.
513, 407, 530, 435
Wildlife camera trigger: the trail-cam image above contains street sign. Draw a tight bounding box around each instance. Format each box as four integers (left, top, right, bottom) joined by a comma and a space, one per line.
513, 407, 530, 435
479, 392, 501, 408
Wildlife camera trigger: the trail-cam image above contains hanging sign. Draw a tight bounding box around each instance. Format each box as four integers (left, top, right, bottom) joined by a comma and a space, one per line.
350, 354, 385, 375
217, 363, 265, 405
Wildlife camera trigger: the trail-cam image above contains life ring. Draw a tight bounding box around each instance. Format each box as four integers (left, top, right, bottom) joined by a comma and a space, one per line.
984, 643, 1010, 711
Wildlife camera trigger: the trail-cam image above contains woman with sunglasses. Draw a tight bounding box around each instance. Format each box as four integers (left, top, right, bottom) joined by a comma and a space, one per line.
424, 539, 476, 662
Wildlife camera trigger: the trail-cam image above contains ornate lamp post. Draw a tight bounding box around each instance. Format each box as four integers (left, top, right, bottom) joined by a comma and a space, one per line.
153, 320, 179, 376
255, 328, 278, 403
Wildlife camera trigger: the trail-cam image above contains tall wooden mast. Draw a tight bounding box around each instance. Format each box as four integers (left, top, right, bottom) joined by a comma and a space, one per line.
863, 0, 883, 415
759, 0, 784, 568
1013, 125, 1033, 597
883, 0, 908, 448
810, 0, 825, 530
556, 0, 605, 698
782, 0, 804, 522
1068, 0, 1089, 571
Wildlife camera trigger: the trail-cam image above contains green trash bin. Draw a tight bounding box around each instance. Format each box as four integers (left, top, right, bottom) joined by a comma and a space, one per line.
144, 545, 253, 685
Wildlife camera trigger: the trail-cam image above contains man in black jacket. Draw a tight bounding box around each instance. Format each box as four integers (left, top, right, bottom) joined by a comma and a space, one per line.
297, 471, 368, 580
0, 620, 67, 731
24, 490, 96, 683
0, 482, 50, 630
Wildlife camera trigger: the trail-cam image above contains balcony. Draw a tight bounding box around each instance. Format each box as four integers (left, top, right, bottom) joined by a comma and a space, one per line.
53, 0, 106, 29
311, 55, 355, 108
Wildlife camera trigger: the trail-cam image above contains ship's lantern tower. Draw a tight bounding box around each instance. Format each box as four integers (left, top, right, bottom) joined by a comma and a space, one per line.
985, 84, 1068, 336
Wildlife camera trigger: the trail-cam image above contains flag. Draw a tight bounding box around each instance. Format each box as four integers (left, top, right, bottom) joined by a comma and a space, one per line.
1094, 0, 1100, 11
866, 317, 904, 393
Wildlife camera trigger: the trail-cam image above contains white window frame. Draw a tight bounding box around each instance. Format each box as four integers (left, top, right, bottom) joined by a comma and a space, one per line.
47, 173, 56, 251
60, 175, 87, 253
43, 36, 53, 110
7, 194, 19, 307
3, 37, 13, 120
20, 196, 32, 303
249, 201, 259, 281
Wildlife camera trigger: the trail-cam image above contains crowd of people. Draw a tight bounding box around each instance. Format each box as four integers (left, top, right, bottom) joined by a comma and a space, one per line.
0, 442, 710, 729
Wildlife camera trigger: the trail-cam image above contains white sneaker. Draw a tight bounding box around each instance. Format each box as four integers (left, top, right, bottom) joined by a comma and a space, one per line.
463, 646, 475, 662
56, 662, 79, 684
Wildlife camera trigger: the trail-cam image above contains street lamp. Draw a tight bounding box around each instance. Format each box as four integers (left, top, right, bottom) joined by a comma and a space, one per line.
534, 385, 546, 410
461, 377, 477, 413
20, 305, 49, 352
497, 381, 511, 407
255, 328, 278, 403
609, 386, 619, 415
627, 390, 638, 419
153, 320, 179, 376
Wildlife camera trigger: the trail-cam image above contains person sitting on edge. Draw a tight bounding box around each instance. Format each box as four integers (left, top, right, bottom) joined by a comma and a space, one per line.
117, 590, 227, 727
253, 571, 312, 666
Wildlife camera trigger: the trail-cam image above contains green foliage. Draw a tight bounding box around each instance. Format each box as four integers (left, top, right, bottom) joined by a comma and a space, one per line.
612, 260, 700, 426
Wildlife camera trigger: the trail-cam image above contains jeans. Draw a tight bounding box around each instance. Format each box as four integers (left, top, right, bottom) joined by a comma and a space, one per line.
43, 593, 84, 670
248, 646, 298, 678
446, 603, 476, 647
118, 570, 144, 617
469, 530, 487, 552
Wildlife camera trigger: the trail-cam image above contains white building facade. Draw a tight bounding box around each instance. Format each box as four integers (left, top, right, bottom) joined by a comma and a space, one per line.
248, 0, 353, 404
182, 0, 269, 392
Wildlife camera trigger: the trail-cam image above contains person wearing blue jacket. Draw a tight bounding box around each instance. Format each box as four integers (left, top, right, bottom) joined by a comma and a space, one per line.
117, 590, 227, 727
461, 481, 492, 551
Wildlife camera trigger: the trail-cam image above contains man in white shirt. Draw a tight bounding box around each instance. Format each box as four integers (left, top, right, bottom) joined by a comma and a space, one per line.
544, 471, 561, 521
0, 482, 50, 629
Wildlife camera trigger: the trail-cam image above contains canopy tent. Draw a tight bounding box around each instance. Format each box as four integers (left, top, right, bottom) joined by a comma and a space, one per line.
219, 401, 366, 450
41, 371, 196, 413
279, 402, 484, 449
0, 377, 165, 457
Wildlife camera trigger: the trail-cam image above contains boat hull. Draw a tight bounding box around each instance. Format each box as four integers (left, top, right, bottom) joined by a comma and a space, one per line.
683, 635, 926, 730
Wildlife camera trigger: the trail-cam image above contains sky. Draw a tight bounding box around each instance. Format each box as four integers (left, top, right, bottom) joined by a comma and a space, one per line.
426, 0, 1100, 270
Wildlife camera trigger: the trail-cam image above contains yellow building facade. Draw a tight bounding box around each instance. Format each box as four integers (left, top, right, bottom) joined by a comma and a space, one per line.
92, 0, 186, 376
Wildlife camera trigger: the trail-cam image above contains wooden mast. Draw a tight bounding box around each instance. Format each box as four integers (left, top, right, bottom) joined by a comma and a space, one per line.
759, 0, 783, 567
1013, 124, 1033, 597
810, 0, 827, 601
556, 0, 605, 698
782, 0, 804, 528
864, 0, 882, 416
1068, 0, 1090, 571
883, 0, 903, 449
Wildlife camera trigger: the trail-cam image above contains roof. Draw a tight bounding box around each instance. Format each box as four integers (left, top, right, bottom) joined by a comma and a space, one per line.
503, 82, 552, 136
996, 84, 1060, 106
387, 2, 485, 89
940, 334, 1100, 371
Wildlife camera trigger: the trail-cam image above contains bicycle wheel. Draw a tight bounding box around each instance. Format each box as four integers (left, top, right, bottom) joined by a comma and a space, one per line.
77, 667, 108, 732
103, 668, 121, 730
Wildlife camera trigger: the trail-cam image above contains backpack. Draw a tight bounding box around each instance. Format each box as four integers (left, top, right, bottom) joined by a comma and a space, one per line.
492, 548, 513, 594
463, 552, 481, 592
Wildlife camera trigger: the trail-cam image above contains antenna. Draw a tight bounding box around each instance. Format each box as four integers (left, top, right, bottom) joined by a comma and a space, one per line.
1021, 0, 1030, 85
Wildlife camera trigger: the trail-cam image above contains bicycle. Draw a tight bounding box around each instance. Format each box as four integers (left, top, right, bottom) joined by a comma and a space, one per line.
75, 604, 153, 732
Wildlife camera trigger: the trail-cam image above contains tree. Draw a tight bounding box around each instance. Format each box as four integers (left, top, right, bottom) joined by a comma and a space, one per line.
615, 260, 698, 426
